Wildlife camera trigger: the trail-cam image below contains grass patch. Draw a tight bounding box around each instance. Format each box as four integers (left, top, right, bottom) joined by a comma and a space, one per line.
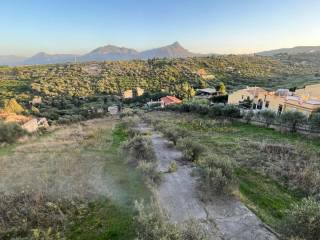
66, 199, 136, 240
236, 168, 299, 229
67, 122, 150, 239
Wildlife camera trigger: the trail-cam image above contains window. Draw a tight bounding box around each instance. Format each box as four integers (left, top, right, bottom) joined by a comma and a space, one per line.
265, 101, 270, 108
278, 104, 283, 115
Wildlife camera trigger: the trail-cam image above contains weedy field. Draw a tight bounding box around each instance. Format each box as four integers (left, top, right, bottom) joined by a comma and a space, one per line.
145, 111, 320, 231
0, 117, 150, 239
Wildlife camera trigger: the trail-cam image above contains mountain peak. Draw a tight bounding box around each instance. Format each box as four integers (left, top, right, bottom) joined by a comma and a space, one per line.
171, 41, 182, 47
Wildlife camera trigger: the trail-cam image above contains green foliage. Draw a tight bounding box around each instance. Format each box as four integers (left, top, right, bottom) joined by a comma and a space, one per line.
122, 135, 155, 163
217, 82, 227, 95
0, 121, 27, 143
162, 126, 189, 145
134, 200, 210, 240
260, 110, 277, 127
281, 111, 306, 132
168, 161, 178, 173
197, 155, 237, 199
243, 110, 255, 124
310, 113, 320, 130
3, 98, 24, 114
236, 168, 299, 229
280, 198, 320, 240
177, 137, 205, 162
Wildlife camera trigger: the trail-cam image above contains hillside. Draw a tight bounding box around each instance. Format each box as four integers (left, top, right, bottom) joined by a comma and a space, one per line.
0, 42, 199, 66
257, 46, 320, 56
1, 54, 319, 103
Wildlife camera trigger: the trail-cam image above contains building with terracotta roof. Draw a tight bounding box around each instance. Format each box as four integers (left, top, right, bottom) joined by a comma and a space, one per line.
160, 96, 182, 107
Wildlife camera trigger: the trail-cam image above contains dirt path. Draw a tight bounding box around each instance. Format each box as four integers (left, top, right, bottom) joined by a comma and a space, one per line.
139, 123, 278, 240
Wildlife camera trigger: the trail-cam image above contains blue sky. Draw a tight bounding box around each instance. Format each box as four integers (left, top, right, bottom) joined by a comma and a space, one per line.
1, 0, 320, 56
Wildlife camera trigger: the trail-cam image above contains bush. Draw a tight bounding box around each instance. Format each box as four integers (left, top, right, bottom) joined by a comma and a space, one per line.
0, 121, 27, 143
197, 155, 237, 199
122, 135, 155, 163
134, 200, 181, 240
260, 110, 277, 127
243, 110, 255, 124
222, 105, 241, 119
281, 111, 306, 132
177, 138, 205, 162
310, 113, 320, 130
3, 98, 24, 114
120, 116, 140, 137
162, 126, 189, 145
208, 105, 224, 117
168, 161, 178, 173
280, 198, 320, 240
181, 220, 210, 240
138, 160, 161, 185
134, 200, 210, 240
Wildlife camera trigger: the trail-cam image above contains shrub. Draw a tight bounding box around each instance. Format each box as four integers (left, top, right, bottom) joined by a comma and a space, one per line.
309, 113, 320, 130
3, 98, 24, 114
0, 121, 27, 143
122, 135, 155, 163
177, 138, 205, 162
138, 161, 161, 185
222, 105, 241, 119
280, 198, 320, 240
281, 111, 306, 132
168, 161, 178, 173
197, 155, 237, 199
243, 110, 255, 124
260, 110, 277, 127
163, 126, 189, 145
134, 200, 181, 240
208, 105, 224, 117
120, 108, 135, 118
134, 200, 210, 240
181, 220, 210, 240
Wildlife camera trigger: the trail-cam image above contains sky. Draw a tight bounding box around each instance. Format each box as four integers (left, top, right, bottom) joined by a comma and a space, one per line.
1, 0, 320, 56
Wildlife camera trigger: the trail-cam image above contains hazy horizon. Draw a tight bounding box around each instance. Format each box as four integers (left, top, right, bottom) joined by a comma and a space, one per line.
1, 0, 320, 56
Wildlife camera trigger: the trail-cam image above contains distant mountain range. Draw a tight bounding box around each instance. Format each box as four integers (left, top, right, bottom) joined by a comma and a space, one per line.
0, 42, 199, 66
256, 46, 320, 56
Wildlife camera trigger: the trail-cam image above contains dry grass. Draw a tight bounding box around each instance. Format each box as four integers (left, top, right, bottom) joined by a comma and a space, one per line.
0, 117, 133, 238
0, 118, 115, 199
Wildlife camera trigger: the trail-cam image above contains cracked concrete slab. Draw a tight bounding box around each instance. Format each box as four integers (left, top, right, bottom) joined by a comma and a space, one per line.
139, 123, 278, 240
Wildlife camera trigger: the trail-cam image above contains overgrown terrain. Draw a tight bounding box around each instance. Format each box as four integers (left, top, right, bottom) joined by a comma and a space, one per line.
2, 54, 320, 104
145, 111, 320, 234
0, 117, 150, 239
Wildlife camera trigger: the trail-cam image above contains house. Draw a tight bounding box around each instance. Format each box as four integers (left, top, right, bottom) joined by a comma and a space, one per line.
295, 84, 320, 99
284, 96, 320, 117
196, 88, 217, 98
122, 90, 133, 99
228, 87, 268, 106
196, 69, 215, 80
160, 96, 182, 107
228, 87, 289, 113
122, 87, 144, 99
229, 84, 320, 116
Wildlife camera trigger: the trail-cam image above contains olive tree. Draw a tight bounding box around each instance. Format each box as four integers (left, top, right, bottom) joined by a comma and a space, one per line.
260, 110, 277, 127
281, 111, 306, 132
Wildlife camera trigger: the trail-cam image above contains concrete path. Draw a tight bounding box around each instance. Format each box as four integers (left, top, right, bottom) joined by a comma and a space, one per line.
139, 123, 278, 240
